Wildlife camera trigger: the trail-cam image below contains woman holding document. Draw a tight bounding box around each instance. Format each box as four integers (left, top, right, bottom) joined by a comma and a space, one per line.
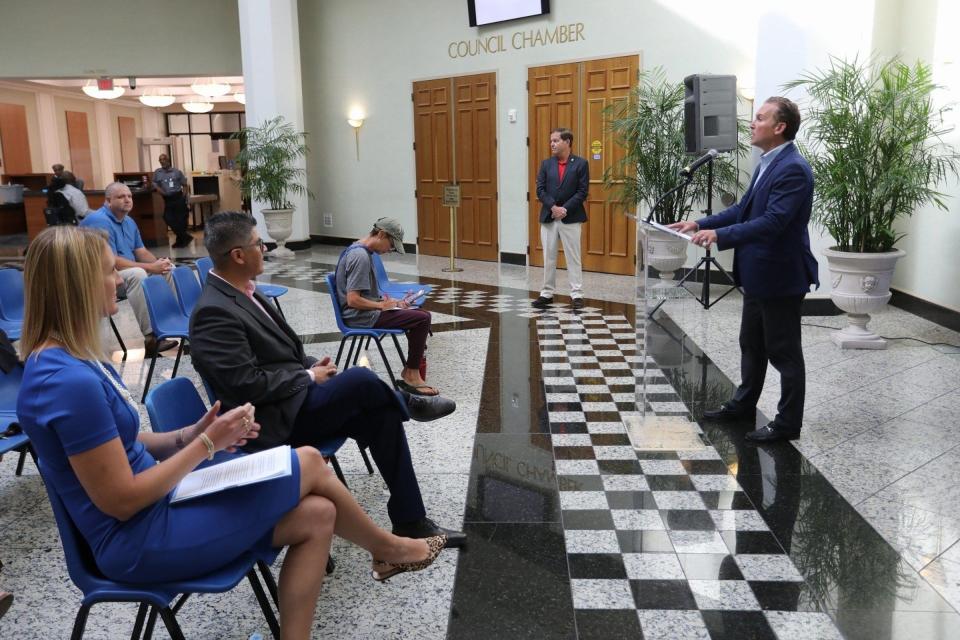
17, 226, 444, 640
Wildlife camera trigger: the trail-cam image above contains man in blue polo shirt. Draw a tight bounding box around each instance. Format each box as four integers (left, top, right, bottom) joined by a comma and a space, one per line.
81, 182, 178, 355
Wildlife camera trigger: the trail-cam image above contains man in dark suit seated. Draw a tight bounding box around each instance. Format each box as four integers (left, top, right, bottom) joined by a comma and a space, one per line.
670, 96, 819, 443
189, 212, 465, 547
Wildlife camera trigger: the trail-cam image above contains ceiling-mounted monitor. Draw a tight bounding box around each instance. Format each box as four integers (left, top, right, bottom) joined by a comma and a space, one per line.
468, 0, 550, 27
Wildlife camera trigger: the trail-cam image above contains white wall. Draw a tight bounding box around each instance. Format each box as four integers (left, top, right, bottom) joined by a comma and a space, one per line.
0, 0, 241, 78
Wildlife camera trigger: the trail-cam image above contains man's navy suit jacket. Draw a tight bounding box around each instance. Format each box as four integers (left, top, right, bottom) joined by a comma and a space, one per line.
536, 154, 589, 224
697, 143, 819, 299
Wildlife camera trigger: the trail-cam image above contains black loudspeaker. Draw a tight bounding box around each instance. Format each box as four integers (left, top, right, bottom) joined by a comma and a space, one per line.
684, 74, 738, 154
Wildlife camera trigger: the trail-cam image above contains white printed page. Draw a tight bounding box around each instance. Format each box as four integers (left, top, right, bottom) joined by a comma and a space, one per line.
171, 446, 292, 503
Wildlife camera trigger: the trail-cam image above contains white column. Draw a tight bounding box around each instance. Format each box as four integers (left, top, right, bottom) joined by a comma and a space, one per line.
34, 93, 60, 171
93, 101, 115, 189
237, 0, 310, 244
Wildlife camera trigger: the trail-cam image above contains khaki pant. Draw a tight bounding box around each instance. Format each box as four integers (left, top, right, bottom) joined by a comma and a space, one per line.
118, 267, 175, 337
540, 221, 583, 299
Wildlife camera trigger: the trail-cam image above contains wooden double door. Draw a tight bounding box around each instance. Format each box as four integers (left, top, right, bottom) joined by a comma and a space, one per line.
528, 55, 639, 275
413, 73, 498, 261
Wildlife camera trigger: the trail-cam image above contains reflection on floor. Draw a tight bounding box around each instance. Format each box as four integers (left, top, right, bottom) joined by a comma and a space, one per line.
1, 244, 959, 639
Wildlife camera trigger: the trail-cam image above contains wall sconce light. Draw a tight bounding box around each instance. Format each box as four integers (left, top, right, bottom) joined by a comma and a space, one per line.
348, 109, 365, 161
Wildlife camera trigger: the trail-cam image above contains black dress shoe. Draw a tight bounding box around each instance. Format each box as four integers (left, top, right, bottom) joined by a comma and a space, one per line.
172, 236, 193, 248
571, 298, 585, 310
402, 392, 456, 422
702, 403, 754, 421
744, 423, 800, 443
393, 517, 467, 548
144, 335, 179, 356
532, 296, 553, 309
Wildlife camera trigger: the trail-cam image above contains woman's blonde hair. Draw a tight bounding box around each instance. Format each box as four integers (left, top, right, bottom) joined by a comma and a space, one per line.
21, 226, 110, 361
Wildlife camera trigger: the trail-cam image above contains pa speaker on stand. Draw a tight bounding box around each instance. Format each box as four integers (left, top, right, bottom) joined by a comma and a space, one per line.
669, 74, 741, 311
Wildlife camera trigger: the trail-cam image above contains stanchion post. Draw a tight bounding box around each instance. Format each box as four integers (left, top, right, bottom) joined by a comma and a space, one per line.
442, 184, 463, 273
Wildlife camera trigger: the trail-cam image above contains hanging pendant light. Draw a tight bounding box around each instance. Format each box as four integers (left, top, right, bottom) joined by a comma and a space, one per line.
191, 78, 231, 98
82, 81, 124, 100
233, 92, 246, 105
138, 92, 176, 108
182, 96, 215, 113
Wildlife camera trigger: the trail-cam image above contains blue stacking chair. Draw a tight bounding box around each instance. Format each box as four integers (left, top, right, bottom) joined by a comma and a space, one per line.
171, 266, 203, 317
0, 268, 24, 341
144, 377, 239, 468
370, 253, 431, 304
324, 274, 404, 383
140, 276, 190, 402
0, 364, 35, 476
195, 256, 287, 317
195, 256, 213, 285
38, 460, 281, 640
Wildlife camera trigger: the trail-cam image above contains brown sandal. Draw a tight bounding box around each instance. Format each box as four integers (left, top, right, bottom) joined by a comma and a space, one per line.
371, 535, 446, 582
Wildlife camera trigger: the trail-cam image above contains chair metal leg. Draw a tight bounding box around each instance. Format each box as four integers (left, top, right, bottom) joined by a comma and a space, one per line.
247, 569, 281, 639
15, 446, 28, 476
329, 454, 348, 487
358, 446, 374, 475
391, 333, 405, 363
130, 603, 149, 640
156, 607, 187, 640
272, 297, 285, 319
141, 352, 159, 402
109, 317, 128, 361
142, 606, 159, 640
375, 337, 398, 388
335, 337, 348, 367
257, 560, 279, 608
170, 340, 185, 378
70, 604, 91, 640
352, 341, 364, 366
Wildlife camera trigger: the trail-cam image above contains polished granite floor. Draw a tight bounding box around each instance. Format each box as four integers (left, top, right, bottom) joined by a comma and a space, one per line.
1, 240, 960, 639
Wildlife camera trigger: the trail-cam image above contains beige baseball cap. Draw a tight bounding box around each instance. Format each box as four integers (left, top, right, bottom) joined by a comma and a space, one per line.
373, 217, 405, 254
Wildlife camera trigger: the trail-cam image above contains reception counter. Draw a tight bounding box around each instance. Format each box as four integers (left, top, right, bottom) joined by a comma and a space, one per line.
23, 189, 169, 247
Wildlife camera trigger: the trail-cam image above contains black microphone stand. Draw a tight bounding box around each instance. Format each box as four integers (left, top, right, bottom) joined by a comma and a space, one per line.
647, 158, 739, 316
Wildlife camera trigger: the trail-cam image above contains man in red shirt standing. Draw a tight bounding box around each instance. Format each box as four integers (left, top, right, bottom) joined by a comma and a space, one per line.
533, 127, 590, 310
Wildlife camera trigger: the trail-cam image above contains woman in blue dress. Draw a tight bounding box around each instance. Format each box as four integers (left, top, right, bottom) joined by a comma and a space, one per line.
17, 226, 444, 640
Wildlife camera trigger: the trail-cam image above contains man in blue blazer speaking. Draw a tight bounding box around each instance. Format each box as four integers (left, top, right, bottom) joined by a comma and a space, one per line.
670, 96, 819, 443
533, 127, 590, 310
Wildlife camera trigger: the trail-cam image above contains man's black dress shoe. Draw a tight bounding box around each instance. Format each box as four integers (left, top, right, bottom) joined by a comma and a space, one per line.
393, 517, 467, 548
532, 296, 553, 309
571, 298, 585, 310
401, 392, 456, 422
702, 403, 754, 421
744, 423, 800, 443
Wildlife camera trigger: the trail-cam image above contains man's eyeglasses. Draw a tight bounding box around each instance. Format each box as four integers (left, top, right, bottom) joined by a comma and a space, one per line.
222, 239, 265, 257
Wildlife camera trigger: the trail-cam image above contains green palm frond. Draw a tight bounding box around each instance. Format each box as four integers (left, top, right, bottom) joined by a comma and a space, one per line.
233, 116, 313, 210
785, 56, 960, 252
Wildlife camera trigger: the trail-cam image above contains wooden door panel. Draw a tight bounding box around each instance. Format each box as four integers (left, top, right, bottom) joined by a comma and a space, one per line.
0, 103, 32, 174
453, 72, 498, 261
65, 111, 94, 188
118, 116, 139, 172
528, 62, 581, 268
413, 79, 453, 256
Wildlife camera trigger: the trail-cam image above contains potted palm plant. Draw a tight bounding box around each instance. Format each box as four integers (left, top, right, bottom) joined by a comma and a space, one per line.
233, 115, 312, 258
786, 57, 960, 349
603, 67, 747, 283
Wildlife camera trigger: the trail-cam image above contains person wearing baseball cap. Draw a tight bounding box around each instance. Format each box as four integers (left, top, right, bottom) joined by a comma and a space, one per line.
335, 217, 440, 397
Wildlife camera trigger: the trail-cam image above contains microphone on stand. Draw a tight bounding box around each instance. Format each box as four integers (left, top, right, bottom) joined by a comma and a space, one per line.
679, 149, 719, 177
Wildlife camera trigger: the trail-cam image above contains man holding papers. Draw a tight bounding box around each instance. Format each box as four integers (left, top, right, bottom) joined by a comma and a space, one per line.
669, 97, 818, 443
191, 213, 465, 547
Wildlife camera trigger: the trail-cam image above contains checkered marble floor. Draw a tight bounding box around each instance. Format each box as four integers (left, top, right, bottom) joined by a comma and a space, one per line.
536, 314, 844, 639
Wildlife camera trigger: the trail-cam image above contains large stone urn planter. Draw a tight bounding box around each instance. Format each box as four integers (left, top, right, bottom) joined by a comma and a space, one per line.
823, 247, 906, 349
645, 229, 689, 284
262, 208, 295, 259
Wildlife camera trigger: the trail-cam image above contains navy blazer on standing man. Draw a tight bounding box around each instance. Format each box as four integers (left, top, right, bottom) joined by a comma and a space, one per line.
536, 154, 590, 224
696, 142, 819, 298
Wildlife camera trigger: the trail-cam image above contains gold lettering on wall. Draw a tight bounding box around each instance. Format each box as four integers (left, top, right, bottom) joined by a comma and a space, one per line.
448, 23, 585, 58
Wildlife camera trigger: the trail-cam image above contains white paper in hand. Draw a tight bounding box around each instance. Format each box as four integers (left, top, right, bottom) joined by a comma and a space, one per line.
171, 445, 292, 503
641, 219, 694, 241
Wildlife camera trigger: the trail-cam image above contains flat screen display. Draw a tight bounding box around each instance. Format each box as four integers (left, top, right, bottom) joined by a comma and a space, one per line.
468, 0, 550, 27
